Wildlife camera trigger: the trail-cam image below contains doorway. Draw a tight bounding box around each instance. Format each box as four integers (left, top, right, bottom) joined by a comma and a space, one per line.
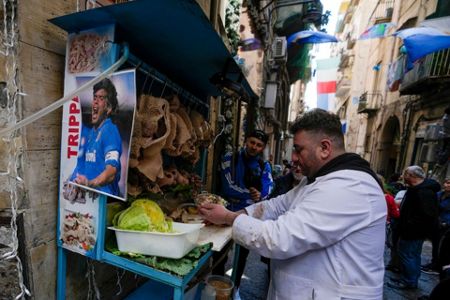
378, 116, 400, 177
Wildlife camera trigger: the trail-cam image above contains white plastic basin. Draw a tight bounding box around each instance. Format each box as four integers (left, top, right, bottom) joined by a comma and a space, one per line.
109, 222, 204, 259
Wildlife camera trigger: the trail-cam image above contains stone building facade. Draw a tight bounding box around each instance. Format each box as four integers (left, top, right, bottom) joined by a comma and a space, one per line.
335, 0, 449, 179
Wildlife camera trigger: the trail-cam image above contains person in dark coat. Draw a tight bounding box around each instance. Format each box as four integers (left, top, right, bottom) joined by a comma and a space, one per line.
437, 105, 450, 165
386, 172, 405, 195
271, 164, 304, 197
423, 177, 450, 273
418, 226, 450, 300
388, 166, 441, 290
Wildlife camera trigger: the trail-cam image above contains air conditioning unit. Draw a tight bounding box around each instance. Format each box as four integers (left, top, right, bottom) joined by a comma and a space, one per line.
425, 142, 439, 163
424, 124, 442, 141
420, 142, 439, 163
419, 144, 429, 163
271, 37, 287, 62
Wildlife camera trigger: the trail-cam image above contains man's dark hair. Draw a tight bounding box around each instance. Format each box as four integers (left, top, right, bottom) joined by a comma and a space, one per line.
93, 78, 118, 114
247, 129, 268, 144
289, 108, 344, 148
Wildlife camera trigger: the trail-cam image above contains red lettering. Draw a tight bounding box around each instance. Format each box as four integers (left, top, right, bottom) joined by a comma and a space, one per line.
69, 115, 79, 127
67, 147, 77, 159
68, 134, 79, 147
69, 96, 80, 114
66, 96, 81, 159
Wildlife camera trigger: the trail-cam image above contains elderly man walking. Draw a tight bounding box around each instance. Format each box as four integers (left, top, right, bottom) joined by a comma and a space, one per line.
388, 166, 440, 290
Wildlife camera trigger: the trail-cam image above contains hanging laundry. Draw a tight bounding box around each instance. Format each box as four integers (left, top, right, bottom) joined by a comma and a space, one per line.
359, 23, 395, 40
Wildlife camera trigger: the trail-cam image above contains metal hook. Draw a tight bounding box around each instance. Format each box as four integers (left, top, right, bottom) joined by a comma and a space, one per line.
160, 82, 167, 98
147, 77, 155, 95
186, 99, 192, 114
140, 73, 150, 94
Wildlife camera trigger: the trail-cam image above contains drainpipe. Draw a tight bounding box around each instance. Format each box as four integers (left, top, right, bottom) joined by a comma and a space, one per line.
398, 99, 413, 171
210, 0, 219, 29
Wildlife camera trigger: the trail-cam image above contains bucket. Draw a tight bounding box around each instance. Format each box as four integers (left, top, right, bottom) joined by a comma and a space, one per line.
205, 275, 234, 300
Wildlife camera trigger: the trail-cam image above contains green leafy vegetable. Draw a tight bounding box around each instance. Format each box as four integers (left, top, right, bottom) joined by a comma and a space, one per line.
108, 243, 213, 276
113, 199, 173, 233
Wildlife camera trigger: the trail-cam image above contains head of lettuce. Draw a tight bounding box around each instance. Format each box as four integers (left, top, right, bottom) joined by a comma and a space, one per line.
113, 199, 173, 233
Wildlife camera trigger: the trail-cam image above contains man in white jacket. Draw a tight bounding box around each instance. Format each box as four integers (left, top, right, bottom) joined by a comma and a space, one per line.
200, 109, 387, 299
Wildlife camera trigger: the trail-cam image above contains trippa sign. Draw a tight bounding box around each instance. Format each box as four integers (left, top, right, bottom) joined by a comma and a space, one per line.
67, 96, 81, 159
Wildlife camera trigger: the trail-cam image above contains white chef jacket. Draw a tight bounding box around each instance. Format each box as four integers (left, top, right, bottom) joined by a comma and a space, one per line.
233, 170, 386, 300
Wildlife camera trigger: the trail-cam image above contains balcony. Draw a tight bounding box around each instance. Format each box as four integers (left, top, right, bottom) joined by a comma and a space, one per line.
357, 91, 382, 116
400, 49, 450, 95
338, 52, 353, 71
343, 6, 355, 25
273, 0, 323, 36
374, 0, 394, 24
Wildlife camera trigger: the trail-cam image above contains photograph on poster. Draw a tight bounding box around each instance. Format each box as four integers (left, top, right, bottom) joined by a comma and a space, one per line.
62, 181, 99, 204
61, 211, 96, 255
66, 69, 136, 201
67, 25, 115, 74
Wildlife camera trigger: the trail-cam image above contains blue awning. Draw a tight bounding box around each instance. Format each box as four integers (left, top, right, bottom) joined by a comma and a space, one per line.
49, 0, 256, 102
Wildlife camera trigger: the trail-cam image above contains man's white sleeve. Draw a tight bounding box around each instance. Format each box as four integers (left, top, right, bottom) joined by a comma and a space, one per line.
233, 178, 373, 260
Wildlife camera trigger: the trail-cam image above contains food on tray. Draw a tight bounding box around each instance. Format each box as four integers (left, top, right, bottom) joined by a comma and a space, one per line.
169, 203, 204, 224
195, 193, 227, 207
61, 212, 96, 251
113, 199, 173, 233
68, 33, 108, 73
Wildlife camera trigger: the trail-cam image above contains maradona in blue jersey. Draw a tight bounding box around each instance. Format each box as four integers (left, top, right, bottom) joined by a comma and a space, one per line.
72, 119, 122, 196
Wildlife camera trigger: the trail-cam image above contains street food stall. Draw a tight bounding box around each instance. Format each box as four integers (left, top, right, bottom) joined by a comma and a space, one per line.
48, 0, 257, 299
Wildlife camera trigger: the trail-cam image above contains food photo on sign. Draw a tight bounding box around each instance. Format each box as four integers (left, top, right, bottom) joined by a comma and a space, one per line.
66, 25, 116, 74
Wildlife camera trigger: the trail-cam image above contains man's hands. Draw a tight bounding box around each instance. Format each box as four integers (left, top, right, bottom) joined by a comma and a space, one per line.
74, 174, 89, 186
74, 174, 99, 188
249, 187, 261, 202
198, 203, 238, 226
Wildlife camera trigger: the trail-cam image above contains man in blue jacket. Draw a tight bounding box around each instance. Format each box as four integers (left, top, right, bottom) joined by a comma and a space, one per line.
218, 129, 273, 291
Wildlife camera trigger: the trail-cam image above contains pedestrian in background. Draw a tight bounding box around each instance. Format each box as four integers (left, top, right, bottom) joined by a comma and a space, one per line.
437, 105, 450, 166
282, 159, 291, 176
216, 129, 273, 297
388, 166, 440, 290
386, 172, 405, 196
378, 174, 401, 274
423, 176, 450, 274
200, 109, 386, 299
386, 188, 406, 273
377, 174, 400, 223
271, 164, 305, 197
